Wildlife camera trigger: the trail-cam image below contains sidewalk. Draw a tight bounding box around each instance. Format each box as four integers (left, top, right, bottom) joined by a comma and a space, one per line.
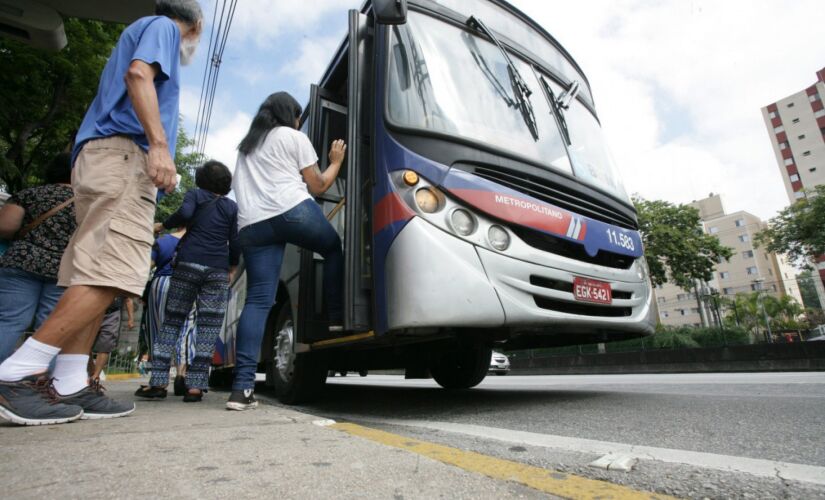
0, 379, 545, 499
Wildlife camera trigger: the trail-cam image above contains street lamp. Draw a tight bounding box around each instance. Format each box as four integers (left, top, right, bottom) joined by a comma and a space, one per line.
752, 278, 772, 343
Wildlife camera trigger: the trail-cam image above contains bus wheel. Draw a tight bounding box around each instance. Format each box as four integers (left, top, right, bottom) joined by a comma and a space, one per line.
266, 305, 327, 404
430, 347, 491, 390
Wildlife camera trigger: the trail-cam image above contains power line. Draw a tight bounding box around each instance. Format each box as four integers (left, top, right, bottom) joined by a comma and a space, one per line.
192, 0, 238, 160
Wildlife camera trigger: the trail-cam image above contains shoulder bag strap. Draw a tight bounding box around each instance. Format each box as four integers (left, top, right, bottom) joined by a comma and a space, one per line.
16, 197, 75, 240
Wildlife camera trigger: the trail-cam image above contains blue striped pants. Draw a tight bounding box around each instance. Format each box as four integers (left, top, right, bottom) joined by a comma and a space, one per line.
147, 275, 197, 368
149, 262, 229, 390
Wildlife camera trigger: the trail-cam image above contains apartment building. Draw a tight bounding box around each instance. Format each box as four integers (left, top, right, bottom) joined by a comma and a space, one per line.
761, 67, 825, 288
654, 194, 802, 327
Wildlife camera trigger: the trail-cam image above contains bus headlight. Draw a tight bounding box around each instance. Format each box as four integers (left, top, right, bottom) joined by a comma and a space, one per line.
488, 225, 510, 251
450, 209, 476, 236
415, 188, 440, 213
636, 257, 649, 281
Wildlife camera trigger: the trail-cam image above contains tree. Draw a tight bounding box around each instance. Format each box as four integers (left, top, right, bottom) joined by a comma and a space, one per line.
633, 197, 733, 289
155, 125, 201, 223
0, 18, 123, 192
755, 185, 825, 267
796, 271, 823, 311
723, 292, 804, 339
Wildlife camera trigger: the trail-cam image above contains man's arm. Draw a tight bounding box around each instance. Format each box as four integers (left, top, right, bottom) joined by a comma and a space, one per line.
125, 298, 135, 329
124, 60, 177, 192
0, 203, 24, 239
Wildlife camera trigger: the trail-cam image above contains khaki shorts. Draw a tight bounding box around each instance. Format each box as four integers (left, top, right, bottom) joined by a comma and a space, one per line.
58, 136, 157, 297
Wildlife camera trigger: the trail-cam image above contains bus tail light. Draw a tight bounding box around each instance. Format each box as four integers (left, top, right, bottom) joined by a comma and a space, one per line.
488, 225, 510, 251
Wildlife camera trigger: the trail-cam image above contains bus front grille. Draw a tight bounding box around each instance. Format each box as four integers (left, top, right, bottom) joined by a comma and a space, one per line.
514, 226, 635, 270
467, 165, 637, 230
533, 296, 633, 317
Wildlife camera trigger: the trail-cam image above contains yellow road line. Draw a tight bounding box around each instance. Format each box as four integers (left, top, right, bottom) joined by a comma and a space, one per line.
311, 331, 375, 348
331, 422, 677, 500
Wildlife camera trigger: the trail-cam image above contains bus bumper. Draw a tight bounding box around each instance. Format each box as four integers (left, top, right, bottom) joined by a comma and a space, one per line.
385, 217, 655, 336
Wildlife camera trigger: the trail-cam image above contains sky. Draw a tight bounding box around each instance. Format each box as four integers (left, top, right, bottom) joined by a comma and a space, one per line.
178, 0, 825, 221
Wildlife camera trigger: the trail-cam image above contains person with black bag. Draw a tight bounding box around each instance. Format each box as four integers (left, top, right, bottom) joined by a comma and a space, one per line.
136, 160, 239, 402
0, 153, 75, 364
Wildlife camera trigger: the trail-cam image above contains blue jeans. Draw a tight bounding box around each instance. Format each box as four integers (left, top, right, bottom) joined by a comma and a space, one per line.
233, 199, 343, 390
0, 267, 65, 363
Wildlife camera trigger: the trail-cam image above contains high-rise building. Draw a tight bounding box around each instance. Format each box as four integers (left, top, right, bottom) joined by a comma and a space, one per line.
654, 194, 802, 327
761, 67, 825, 289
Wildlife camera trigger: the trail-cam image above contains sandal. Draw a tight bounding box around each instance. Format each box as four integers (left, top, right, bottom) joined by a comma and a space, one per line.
134, 385, 167, 399
183, 389, 203, 403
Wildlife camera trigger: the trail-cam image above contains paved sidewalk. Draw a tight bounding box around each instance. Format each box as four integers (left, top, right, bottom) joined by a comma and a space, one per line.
0, 379, 546, 499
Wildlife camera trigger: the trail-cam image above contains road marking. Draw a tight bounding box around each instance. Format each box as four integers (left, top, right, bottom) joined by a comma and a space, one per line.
350, 418, 825, 486
331, 422, 675, 500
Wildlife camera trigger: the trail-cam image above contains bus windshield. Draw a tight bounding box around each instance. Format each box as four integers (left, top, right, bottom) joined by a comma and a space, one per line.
387, 11, 629, 202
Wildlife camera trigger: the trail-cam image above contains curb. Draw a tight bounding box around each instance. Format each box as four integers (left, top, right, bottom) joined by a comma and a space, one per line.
105, 373, 142, 381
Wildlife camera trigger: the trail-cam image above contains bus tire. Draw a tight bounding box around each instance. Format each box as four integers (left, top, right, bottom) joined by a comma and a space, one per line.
430, 347, 491, 390
266, 305, 327, 405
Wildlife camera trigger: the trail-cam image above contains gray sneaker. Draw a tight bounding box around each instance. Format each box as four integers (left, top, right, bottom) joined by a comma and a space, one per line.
56, 380, 135, 420
0, 375, 84, 426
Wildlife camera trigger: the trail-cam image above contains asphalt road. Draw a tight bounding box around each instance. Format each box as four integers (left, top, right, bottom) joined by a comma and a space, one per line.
265, 372, 825, 499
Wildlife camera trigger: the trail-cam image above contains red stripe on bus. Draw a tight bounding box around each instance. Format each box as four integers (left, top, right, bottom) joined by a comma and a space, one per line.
373, 192, 414, 234
449, 189, 578, 239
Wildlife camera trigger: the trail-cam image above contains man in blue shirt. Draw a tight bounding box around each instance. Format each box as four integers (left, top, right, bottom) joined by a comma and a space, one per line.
0, 0, 203, 426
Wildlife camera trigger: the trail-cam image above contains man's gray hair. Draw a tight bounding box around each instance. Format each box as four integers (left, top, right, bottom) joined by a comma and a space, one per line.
155, 0, 203, 26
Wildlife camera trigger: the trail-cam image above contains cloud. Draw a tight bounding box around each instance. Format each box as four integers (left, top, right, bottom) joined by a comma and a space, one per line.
280, 35, 344, 88
226, 0, 352, 48
202, 111, 252, 170
510, 0, 825, 219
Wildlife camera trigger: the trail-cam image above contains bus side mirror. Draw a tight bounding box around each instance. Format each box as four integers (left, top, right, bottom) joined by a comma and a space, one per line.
373, 0, 407, 25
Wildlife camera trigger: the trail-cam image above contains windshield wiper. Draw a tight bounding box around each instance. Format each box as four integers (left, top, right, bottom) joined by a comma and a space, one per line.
467, 16, 539, 141
537, 74, 581, 146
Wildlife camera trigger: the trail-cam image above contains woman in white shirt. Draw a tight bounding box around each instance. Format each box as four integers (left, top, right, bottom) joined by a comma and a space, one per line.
227, 92, 345, 410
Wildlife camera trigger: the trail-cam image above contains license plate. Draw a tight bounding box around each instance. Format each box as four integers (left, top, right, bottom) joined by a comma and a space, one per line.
573, 277, 612, 305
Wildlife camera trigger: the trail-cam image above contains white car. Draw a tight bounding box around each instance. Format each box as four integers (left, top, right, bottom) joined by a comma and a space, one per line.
489, 351, 510, 375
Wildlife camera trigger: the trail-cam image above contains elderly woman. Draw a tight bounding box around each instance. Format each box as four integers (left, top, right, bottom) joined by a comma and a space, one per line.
227, 92, 346, 411
137, 160, 239, 402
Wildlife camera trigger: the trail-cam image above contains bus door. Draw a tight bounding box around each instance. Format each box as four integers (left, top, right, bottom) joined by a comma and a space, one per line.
298, 11, 372, 344
299, 85, 348, 343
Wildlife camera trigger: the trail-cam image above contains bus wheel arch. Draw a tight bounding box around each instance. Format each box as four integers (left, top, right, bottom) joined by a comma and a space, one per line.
264, 295, 327, 404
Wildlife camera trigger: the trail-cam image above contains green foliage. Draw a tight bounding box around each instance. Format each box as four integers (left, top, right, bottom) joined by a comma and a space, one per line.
796, 271, 823, 311
633, 197, 734, 289
722, 292, 806, 334
755, 185, 825, 267
0, 19, 124, 192
155, 126, 202, 223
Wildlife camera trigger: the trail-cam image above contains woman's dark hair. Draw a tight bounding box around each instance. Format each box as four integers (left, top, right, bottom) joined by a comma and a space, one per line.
238, 92, 302, 156
195, 160, 232, 195
44, 152, 72, 184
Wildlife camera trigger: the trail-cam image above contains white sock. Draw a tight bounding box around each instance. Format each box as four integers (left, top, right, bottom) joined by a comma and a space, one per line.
52, 354, 90, 395
0, 338, 60, 382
